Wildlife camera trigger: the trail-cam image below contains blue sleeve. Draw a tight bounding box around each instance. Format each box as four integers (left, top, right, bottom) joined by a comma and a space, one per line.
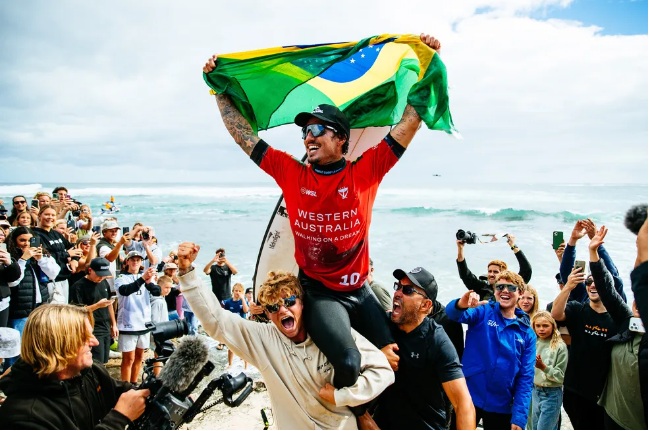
511, 330, 536, 428
598, 245, 627, 302
560, 244, 587, 302
445, 299, 482, 325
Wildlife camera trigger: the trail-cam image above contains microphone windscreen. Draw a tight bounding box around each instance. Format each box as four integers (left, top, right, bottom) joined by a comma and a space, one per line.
158, 336, 209, 393
0, 327, 21, 358
624, 204, 648, 235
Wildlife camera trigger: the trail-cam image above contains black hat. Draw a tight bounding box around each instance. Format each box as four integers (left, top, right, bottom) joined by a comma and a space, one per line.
294, 104, 350, 140
0, 204, 7, 213
89, 257, 113, 277
393, 267, 438, 301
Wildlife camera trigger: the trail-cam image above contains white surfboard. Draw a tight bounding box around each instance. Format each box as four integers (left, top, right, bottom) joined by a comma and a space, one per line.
252, 126, 391, 292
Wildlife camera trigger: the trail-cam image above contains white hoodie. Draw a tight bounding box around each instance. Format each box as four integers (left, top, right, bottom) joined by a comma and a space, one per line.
180, 268, 394, 430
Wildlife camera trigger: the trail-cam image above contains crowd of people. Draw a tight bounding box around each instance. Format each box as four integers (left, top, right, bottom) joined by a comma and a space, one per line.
0, 31, 646, 430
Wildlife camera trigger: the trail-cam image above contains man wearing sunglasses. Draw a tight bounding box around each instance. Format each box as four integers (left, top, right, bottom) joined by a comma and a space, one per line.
203, 33, 442, 397
372, 267, 475, 430
175, 241, 394, 429
446, 270, 536, 430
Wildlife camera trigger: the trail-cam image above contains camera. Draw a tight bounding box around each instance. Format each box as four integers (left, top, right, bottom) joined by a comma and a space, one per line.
456, 229, 478, 244
142, 230, 150, 240
134, 321, 253, 430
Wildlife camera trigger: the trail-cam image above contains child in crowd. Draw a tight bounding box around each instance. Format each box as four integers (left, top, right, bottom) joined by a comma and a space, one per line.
150, 275, 172, 376
530, 311, 568, 430
221, 283, 249, 369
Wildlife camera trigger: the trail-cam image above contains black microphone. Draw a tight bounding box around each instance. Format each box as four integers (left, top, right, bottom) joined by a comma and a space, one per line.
624, 204, 648, 235
158, 335, 209, 393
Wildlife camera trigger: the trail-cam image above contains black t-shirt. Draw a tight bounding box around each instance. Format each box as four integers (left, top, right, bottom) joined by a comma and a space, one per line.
374, 318, 465, 430
563, 300, 616, 400
209, 264, 232, 302
70, 277, 111, 332
164, 286, 181, 313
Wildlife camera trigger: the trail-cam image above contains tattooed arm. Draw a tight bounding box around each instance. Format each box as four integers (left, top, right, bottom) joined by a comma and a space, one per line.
214, 94, 260, 156
203, 55, 260, 156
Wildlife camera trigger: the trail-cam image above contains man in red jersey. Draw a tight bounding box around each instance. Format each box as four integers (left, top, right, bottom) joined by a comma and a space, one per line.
203, 33, 441, 391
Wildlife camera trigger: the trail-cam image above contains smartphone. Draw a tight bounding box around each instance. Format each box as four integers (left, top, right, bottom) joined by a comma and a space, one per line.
0, 243, 6, 252
629, 317, 646, 333
31, 199, 39, 208
552, 231, 564, 250
67, 219, 76, 230
122, 226, 130, 235
574, 260, 587, 273
52, 192, 59, 200
92, 226, 101, 234
29, 236, 41, 247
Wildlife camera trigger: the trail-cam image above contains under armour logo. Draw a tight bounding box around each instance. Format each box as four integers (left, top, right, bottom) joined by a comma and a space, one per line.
312, 106, 324, 114
338, 187, 348, 199
411, 352, 419, 359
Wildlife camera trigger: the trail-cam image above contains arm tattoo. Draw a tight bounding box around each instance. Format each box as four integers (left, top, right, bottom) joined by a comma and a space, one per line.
215, 94, 260, 156
391, 105, 422, 145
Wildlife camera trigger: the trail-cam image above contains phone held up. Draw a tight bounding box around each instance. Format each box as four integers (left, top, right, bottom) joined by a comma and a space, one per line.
92, 226, 101, 234
0, 243, 7, 252
31, 199, 39, 209
574, 260, 587, 274
552, 231, 564, 250
122, 226, 130, 235
29, 236, 41, 248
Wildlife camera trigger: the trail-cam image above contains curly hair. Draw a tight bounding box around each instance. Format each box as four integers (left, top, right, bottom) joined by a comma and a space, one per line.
257, 271, 303, 308
495, 270, 525, 293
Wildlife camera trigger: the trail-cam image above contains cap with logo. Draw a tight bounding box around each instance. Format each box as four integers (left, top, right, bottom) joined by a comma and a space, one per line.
0, 204, 7, 213
89, 257, 113, 277
101, 220, 120, 231
393, 267, 438, 301
294, 104, 350, 141
124, 251, 144, 261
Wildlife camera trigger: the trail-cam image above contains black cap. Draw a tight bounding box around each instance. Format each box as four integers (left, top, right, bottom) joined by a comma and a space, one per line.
89, 257, 113, 277
393, 267, 438, 301
0, 204, 6, 212
294, 104, 350, 140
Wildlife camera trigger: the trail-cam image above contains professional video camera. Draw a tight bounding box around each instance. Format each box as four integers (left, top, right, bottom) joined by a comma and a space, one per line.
456, 229, 478, 244
133, 320, 254, 430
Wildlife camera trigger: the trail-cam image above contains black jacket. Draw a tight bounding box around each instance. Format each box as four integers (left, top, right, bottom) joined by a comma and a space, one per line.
631, 261, 648, 428
8, 259, 50, 319
456, 249, 532, 301
0, 260, 21, 299
0, 359, 133, 430
430, 299, 465, 360
32, 227, 74, 282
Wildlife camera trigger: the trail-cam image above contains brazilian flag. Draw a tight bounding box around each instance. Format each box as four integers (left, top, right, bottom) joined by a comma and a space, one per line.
204, 33, 456, 135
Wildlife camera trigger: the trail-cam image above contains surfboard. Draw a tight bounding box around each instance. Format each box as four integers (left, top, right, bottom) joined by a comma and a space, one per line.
252, 126, 391, 293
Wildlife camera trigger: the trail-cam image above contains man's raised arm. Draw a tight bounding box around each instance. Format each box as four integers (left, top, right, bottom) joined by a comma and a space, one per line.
203, 55, 260, 156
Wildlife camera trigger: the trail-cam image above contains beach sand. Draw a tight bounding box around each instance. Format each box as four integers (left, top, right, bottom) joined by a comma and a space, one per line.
106, 333, 574, 430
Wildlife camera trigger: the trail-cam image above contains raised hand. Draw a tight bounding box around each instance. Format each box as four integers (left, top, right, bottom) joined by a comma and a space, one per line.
588, 225, 608, 251
565, 266, 587, 291
420, 33, 441, 51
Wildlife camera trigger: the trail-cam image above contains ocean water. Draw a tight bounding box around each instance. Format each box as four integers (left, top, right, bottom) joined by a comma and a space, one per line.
1, 182, 646, 308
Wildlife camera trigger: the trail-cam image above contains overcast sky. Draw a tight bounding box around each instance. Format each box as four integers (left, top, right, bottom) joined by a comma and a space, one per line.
1, 0, 646, 186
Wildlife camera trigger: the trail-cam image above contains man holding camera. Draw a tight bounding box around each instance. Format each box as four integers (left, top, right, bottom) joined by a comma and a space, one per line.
97, 219, 129, 294
123, 225, 161, 271
456, 233, 532, 301
0, 304, 149, 429
203, 248, 238, 303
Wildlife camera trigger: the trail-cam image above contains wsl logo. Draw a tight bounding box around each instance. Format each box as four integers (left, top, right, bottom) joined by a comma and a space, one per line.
338, 187, 348, 199
300, 187, 317, 197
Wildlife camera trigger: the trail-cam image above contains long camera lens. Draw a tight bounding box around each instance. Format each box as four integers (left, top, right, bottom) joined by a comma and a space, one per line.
149, 319, 189, 344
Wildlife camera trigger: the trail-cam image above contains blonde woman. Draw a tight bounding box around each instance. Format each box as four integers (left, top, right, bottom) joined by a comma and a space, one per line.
530, 311, 568, 430
518, 285, 539, 318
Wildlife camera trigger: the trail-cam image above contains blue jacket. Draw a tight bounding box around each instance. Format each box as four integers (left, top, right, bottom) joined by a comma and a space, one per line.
446, 299, 536, 428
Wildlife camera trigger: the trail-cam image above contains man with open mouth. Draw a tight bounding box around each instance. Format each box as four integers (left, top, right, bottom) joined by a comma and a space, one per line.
176, 241, 394, 430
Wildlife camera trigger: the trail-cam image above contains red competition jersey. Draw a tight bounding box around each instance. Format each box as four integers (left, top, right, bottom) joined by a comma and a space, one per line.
258, 136, 400, 291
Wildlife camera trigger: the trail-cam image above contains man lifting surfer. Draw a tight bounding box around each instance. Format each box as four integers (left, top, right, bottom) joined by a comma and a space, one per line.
202, 33, 441, 390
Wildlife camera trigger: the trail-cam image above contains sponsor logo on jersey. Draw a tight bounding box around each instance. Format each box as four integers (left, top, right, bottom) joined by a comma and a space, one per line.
300, 187, 317, 197
488, 320, 499, 327
338, 187, 348, 199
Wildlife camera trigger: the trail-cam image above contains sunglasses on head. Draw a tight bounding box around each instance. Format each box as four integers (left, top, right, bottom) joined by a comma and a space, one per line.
301, 124, 337, 140
495, 283, 518, 293
393, 282, 428, 298
264, 295, 298, 313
